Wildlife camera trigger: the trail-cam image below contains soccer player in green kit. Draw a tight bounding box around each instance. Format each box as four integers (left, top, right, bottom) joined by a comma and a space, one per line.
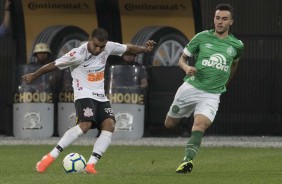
164, 4, 244, 174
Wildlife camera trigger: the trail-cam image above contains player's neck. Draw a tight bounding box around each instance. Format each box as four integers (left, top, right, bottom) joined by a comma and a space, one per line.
214, 31, 229, 39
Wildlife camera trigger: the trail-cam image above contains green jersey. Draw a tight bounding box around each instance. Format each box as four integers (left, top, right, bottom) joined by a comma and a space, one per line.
183, 29, 244, 94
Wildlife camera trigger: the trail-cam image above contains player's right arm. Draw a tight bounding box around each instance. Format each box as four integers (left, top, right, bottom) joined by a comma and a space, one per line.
22, 61, 57, 83
178, 53, 197, 76
178, 32, 203, 76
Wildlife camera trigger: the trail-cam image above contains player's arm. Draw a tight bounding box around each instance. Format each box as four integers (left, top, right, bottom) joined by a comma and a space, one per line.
22, 61, 57, 83
178, 53, 197, 76
226, 59, 239, 86
124, 40, 156, 55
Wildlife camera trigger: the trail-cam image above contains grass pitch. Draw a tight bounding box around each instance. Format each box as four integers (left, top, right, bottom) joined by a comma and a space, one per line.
0, 145, 281, 184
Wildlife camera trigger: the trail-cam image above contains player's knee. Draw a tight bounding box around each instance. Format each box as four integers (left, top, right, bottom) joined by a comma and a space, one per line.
79, 121, 92, 134
101, 118, 115, 132
164, 116, 179, 129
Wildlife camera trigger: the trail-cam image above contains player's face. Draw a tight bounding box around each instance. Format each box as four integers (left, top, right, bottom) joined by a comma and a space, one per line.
87, 37, 107, 56
214, 10, 233, 35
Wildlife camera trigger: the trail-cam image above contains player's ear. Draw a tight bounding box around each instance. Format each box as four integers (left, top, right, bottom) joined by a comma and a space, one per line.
230, 19, 234, 26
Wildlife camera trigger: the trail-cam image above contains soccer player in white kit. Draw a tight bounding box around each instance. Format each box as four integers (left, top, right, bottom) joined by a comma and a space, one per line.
22, 28, 155, 174
164, 4, 244, 174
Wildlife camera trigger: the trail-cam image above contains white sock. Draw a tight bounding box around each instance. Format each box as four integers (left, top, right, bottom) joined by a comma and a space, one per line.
87, 130, 112, 165
50, 125, 84, 158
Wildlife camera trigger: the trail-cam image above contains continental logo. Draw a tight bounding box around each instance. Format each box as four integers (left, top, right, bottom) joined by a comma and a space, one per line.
124, 3, 186, 11
14, 92, 53, 103
108, 93, 144, 105
27, 2, 89, 10
202, 54, 229, 72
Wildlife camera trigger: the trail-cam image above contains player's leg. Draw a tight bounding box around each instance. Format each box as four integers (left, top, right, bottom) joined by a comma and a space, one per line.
36, 99, 93, 173
164, 116, 182, 128
85, 101, 115, 174
176, 92, 220, 174
36, 123, 89, 173
176, 114, 210, 174
49, 122, 91, 158
165, 82, 195, 129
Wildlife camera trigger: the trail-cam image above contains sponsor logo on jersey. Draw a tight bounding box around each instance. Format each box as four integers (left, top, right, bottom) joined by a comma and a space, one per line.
202, 54, 229, 72
87, 71, 104, 82
87, 66, 105, 73
92, 92, 105, 98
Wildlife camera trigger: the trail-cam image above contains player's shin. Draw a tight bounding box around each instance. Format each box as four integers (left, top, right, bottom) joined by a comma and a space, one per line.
183, 131, 203, 161
87, 130, 113, 164
50, 125, 84, 158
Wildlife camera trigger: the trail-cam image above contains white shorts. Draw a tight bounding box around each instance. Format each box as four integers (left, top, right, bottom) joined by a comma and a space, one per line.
167, 82, 220, 122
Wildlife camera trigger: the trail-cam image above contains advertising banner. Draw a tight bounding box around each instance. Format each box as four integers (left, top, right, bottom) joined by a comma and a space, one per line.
21, 0, 97, 62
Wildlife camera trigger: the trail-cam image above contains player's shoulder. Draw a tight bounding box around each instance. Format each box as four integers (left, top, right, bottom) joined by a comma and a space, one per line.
64, 44, 87, 58
106, 41, 125, 48
228, 34, 244, 49
194, 30, 210, 37
193, 30, 214, 41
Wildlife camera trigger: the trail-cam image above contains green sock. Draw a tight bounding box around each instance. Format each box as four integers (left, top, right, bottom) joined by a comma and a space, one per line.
183, 131, 204, 161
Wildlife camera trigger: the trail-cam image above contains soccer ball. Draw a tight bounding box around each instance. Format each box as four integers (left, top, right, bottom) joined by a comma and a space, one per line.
62, 153, 86, 173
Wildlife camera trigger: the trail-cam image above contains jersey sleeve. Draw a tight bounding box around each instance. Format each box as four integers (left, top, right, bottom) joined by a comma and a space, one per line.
107, 42, 127, 56
55, 48, 81, 70
234, 40, 244, 61
183, 32, 202, 57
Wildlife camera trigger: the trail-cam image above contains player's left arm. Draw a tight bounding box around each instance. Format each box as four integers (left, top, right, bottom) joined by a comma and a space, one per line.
226, 59, 239, 86
125, 40, 156, 55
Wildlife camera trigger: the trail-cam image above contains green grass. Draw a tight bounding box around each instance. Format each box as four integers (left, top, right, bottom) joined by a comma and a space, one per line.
0, 145, 282, 184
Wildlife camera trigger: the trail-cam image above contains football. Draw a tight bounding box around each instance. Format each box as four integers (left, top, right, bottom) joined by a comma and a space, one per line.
62, 153, 86, 173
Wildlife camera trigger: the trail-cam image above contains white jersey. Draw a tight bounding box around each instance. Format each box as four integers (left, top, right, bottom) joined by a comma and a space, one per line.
55, 41, 127, 101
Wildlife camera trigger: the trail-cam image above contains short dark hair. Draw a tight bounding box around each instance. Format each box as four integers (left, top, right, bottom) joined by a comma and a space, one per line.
216, 4, 233, 18
91, 28, 108, 42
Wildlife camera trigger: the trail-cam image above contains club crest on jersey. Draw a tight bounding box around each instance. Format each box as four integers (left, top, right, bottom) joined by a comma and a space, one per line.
202, 54, 229, 72
70, 51, 76, 57
83, 107, 93, 117
227, 46, 236, 57
100, 52, 107, 64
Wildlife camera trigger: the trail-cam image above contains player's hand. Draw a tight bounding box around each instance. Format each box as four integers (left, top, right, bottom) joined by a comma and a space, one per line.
22, 73, 35, 83
145, 40, 156, 52
184, 65, 197, 76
